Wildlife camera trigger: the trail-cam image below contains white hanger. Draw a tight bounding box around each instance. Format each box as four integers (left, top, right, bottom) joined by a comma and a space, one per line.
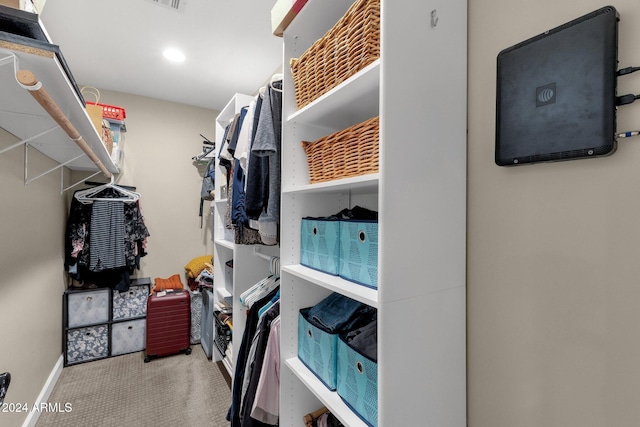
240, 275, 279, 308
240, 275, 272, 306
75, 176, 140, 204
269, 73, 283, 93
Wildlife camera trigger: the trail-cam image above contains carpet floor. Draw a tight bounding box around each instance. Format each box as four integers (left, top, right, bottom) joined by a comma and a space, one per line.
35, 345, 231, 427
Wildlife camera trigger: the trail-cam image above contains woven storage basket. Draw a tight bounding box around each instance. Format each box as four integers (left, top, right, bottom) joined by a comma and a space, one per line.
302, 116, 379, 184
290, 0, 380, 109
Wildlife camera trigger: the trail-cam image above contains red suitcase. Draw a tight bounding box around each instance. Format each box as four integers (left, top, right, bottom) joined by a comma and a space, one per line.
144, 289, 192, 362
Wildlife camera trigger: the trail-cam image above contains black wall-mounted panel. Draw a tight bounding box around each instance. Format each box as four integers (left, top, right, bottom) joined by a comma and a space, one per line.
496, 6, 619, 166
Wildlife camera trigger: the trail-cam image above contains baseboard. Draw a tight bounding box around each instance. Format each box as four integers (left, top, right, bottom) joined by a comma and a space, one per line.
22, 354, 63, 427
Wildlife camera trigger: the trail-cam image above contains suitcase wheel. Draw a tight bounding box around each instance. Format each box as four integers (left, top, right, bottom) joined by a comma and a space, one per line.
185, 347, 192, 355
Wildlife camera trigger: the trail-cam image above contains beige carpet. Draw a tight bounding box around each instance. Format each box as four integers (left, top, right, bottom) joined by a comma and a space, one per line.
35, 345, 231, 427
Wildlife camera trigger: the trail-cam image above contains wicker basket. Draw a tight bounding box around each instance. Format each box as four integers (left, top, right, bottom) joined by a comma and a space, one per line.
290, 0, 380, 109
302, 116, 379, 184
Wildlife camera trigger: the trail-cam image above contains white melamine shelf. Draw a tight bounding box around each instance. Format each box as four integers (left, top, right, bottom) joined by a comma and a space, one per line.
285, 0, 356, 46
286, 60, 379, 129
286, 357, 368, 427
280, 0, 467, 425
214, 238, 234, 250
215, 287, 232, 300
0, 44, 118, 175
282, 173, 378, 195
282, 264, 378, 308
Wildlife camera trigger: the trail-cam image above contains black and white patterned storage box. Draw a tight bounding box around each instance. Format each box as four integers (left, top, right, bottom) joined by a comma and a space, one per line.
66, 288, 110, 328
190, 290, 203, 344
112, 278, 150, 321
111, 319, 146, 356
65, 324, 109, 365
64, 278, 152, 366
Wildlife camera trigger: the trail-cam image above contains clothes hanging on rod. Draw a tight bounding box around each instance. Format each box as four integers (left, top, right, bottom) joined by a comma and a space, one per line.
239, 275, 279, 308
227, 286, 280, 427
238, 301, 280, 427
218, 75, 283, 246
250, 314, 280, 425
74, 177, 140, 204
65, 182, 149, 291
89, 200, 126, 271
247, 77, 282, 244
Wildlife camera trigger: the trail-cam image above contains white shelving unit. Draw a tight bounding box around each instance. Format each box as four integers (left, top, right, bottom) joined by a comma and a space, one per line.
279, 0, 467, 426
0, 42, 119, 184
212, 93, 281, 375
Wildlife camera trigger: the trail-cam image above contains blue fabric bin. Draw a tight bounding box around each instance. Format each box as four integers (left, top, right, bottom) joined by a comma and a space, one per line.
297, 308, 338, 390
300, 218, 340, 275
339, 220, 378, 288
336, 334, 378, 427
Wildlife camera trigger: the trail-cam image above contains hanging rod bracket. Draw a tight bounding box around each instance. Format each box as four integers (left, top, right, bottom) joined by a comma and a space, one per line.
25, 152, 84, 186
62, 170, 102, 194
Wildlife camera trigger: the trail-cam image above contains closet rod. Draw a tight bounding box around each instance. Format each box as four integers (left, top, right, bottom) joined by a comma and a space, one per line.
15, 69, 112, 179
253, 247, 273, 262
85, 180, 136, 191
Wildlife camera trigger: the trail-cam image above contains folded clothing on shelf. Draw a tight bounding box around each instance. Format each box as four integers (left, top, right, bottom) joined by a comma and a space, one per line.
300, 206, 378, 281
343, 319, 377, 363
306, 292, 376, 334
298, 292, 377, 391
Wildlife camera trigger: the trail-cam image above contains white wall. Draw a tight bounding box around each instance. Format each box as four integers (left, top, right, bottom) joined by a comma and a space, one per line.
468, 0, 640, 425
0, 89, 216, 427
0, 129, 69, 427
72, 89, 218, 281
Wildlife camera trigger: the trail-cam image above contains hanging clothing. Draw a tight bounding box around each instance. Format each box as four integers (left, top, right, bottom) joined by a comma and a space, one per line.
65, 187, 150, 290
217, 77, 282, 246
231, 107, 249, 225
89, 200, 126, 271
250, 315, 281, 424
227, 286, 280, 427
244, 91, 269, 222
239, 302, 280, 427
251, 79, 282, 229
235, 97, 257, 172
252, 79, 282, 245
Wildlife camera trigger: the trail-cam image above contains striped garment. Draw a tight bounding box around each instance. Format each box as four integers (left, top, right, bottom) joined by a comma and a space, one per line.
89, 200, 126, 272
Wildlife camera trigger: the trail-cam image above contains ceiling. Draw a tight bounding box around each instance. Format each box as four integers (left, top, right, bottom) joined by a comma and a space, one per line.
39, 0, 283, 111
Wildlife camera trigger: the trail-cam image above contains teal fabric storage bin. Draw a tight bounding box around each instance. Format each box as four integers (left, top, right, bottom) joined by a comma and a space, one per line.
300, 218, 340, 275
336, 335, 378, 427
339, 220, 378, 288
297, 308, 338, 390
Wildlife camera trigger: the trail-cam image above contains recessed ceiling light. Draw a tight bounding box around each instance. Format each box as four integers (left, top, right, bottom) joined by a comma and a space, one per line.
163, 48, 185, 63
